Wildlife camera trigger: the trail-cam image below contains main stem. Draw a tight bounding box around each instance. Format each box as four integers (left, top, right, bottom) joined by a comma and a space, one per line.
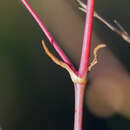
74, 84, 85, 130
74, 0, 95, 130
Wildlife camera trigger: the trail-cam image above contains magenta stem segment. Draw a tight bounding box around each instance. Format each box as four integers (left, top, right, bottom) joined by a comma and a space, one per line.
21, 0, 76, 71
74, 0, 95, 130
22, 1, 95, 130
78, 0, 95, 77
74, 84, 86, 130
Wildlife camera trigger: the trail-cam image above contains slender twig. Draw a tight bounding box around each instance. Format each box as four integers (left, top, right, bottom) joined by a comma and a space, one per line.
78, 0, 95, 77
77, 0, 130, 43
21, 0, 76, 73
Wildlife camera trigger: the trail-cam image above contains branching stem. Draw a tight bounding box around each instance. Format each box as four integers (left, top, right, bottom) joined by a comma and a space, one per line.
22, 1, 96, 130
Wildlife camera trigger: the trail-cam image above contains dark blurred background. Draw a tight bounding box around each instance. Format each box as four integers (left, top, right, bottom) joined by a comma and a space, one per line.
1, 0, 130, 130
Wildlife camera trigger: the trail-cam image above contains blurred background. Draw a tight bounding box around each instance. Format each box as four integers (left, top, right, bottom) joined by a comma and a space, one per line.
1, 0, 130, 130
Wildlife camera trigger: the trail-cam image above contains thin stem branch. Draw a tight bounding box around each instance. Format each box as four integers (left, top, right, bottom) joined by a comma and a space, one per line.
78, 0, 95, 77
21, 0, 75, 71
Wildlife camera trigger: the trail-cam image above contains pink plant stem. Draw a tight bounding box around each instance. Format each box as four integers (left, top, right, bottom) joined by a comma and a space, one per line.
74, 0, 95, 130
78, 0, 95, 78
21, 0, 76, 72
22, 1, 95, 130
74, 83, 85, 130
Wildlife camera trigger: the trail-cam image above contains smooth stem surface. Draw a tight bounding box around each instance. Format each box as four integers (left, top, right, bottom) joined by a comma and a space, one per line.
22, 1, 95, 130
78, 0, 95, 77
74, 84, 85, 130
74, 0, 95, 130
21, 0, 75, 71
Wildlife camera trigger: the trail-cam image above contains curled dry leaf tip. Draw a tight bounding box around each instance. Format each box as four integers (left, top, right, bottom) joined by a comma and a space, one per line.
42, 40, 106, 84
42, 40, 87, 84
88, 44, 106, 71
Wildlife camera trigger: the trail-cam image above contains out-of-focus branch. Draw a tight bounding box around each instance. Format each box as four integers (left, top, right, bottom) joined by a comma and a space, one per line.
77, 0, 130, 44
